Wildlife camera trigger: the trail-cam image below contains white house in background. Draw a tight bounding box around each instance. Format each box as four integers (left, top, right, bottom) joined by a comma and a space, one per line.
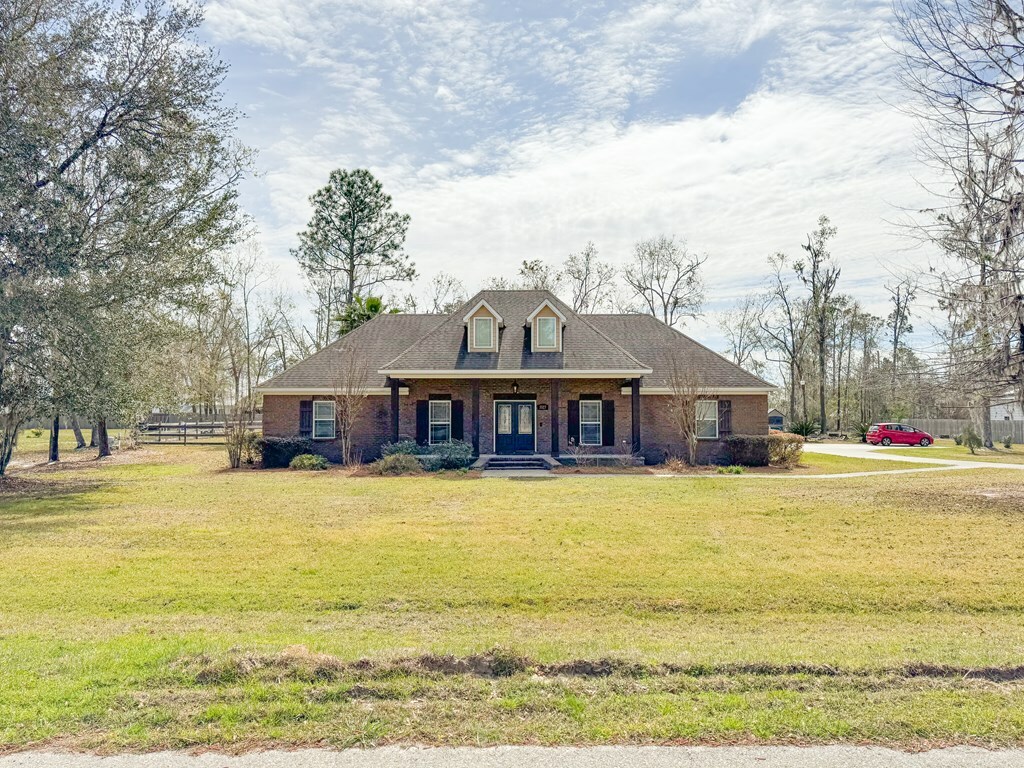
990, 392, 1024, 422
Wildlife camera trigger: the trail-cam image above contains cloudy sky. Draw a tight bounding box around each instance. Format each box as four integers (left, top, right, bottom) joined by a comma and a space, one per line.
201, 0, 940, 351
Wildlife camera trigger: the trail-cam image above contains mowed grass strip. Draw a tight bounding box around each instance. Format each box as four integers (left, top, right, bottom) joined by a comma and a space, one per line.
1, 440, 1023, 748
886, 438, 1024, 464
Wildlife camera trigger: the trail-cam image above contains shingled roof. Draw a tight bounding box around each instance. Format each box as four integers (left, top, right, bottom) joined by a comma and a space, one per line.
585, 313, 775, 390
256, 314, 442, 390
379, 290, 650, 375
257, 290, 772, 391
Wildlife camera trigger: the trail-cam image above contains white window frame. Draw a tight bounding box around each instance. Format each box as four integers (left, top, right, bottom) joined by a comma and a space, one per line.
312, 400, 336, 440
472, 316, 494, 350
696, 399, 718, 440
535, 316, 558, 350
429, 399, 452, 445
579, 399, 602, 446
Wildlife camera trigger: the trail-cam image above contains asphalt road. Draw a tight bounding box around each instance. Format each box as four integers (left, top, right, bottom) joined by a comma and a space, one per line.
3, 748, 1024, 767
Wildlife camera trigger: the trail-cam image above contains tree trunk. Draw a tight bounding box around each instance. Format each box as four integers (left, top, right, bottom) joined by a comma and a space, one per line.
70, 416, 86, 449
980, 396, 994, 449
88, 424, 97, 447
788, 360, 798, 427
818, 338, 828, 433
49, 412, 59, 463
96, 417, 111, 458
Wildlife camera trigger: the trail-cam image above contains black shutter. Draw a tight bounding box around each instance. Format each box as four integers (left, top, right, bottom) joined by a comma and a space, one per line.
451, 400, 464, 440
567, 400, 580, 444
415, 400, 429, 445
602, 399, 615, 446
299, 400, 313, 438
718, 399, 732, 437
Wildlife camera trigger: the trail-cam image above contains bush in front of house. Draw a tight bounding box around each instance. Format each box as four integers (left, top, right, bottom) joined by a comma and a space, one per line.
381, 439, 422, 456
767, 432, 804, 468
429, 439, 474, 469
289, 453, 329, 471
723, 435, 771, 466
367, 454, 423, 475
258, 436, 319, 468
960, 424, 983, 454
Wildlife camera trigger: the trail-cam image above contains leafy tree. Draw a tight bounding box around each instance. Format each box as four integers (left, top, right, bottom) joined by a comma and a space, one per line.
292, 169, 415, 349
335, 296, 398, 336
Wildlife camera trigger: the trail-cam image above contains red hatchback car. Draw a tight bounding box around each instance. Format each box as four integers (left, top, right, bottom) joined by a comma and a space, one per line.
866, 423, 933, 447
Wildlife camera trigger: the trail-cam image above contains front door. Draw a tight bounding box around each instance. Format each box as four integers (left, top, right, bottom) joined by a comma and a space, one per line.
495, 401, 535, 454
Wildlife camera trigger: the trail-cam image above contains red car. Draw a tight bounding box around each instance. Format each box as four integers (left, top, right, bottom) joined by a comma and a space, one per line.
866, 423, 933, 446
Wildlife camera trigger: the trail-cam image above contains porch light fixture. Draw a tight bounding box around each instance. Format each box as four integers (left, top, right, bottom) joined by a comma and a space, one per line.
512, 380, 519, 394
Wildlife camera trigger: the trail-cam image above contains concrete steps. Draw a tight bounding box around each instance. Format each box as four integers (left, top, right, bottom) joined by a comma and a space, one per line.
483, 456, 552, 471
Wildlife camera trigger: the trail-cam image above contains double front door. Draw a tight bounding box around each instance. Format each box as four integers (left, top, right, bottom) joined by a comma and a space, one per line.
495, 401, 535, 454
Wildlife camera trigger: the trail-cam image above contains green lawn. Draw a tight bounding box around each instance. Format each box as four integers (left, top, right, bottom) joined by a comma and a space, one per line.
2, 435, 1023, 749
887, 438, 1024, 464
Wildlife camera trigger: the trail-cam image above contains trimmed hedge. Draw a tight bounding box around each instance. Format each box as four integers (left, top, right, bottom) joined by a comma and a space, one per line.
368, 454, 423, 476
723, 435, 771, 466
381, 439, 421, 456
379, 439, 474, 470
258, 436, 319, 469
723, 433, 805, 468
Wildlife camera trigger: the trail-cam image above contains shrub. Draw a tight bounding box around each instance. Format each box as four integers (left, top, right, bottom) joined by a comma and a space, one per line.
429, 439, 474, 469
722, 435, 770, 467
789, 418, 819, 437
258, 436, 318, 468
853, 422, 871, 443
960, 424, 983, 454
381, 439, 423, 456
1003, 434, 1014, 449
289, 453, 329, 471
716, 465, 745, 474
28, 428, 43, 438
767, 432, 804, 468
953, 433, 963, 446
367, 454, 423, 476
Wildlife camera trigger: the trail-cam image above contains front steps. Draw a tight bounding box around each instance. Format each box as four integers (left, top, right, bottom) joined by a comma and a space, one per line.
474, 455, 560, 471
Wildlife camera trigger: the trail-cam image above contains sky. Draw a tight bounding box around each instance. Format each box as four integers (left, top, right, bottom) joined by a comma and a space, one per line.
200, 0, 942, 354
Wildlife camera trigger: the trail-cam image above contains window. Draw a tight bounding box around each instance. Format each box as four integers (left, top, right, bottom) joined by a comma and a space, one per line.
497, 403, 512, 434
313, 400, 336, 439
536, 316, 557, 349
580, 400, 602, 445
696, 400, 718, 439
518, 403, 533, 434
429, 399, 451, 444
472, 316, 494, 350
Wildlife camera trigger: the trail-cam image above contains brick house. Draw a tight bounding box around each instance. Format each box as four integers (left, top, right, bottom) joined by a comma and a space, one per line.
257, 290, 773, 466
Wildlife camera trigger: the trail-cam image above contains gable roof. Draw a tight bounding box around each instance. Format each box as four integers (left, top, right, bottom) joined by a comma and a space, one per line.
256, 291, 773, 392
584, 313, 775, 390
379, 290, 650, 376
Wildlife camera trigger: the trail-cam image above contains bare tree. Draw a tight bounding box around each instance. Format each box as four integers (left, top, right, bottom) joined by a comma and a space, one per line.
517, 259, 562, 292
330, 350, 370, 465
624, 236, 706, 327
562, 242, 617, 313
758, 254, 808, 422
795, 216, 841, 433
427, 272, 467, 313
885, 276, 918, 402
665, 354, 711, 466
719, 294, 764, 373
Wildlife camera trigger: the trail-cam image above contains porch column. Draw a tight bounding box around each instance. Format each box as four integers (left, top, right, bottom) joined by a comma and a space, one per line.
550, 379, 560, 456
471, 379, 481, 454
389, 378, 400, 443
631, 377, 641, 452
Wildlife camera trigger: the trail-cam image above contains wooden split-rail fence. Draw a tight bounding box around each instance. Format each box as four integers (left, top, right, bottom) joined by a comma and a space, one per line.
139, 415, 262, 445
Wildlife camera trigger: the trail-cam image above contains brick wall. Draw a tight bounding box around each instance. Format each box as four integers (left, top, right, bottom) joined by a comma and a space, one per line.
263, 388, 768, 465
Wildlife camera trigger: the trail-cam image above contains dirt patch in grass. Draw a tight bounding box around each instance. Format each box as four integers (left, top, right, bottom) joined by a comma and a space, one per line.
178, 646, 1024, 685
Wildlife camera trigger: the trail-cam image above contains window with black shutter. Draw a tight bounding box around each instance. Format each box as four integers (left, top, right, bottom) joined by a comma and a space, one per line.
299, 400, 313, 438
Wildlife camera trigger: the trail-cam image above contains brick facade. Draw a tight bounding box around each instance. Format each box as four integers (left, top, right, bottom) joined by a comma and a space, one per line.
262, 385, 768, 464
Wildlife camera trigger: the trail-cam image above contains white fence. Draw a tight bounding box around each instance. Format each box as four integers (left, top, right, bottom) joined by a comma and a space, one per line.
906, 419, 1024, 444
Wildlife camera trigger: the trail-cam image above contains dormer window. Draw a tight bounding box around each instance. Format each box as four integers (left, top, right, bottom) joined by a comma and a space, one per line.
462, 299, 503, 353
473, 316, 494, 350
526, 299, 566, 353
536, 317, 557, 349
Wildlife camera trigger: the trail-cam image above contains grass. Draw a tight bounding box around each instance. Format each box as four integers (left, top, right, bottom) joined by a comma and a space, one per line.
887, 438, 1024, 464
2, 432, 1024, 750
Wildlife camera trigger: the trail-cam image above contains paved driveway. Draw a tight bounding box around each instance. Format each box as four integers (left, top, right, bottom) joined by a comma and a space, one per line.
4, 747, 1024, 768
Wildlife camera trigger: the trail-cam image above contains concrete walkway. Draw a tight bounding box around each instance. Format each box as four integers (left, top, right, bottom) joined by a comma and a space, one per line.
4, 747, 1024, 767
